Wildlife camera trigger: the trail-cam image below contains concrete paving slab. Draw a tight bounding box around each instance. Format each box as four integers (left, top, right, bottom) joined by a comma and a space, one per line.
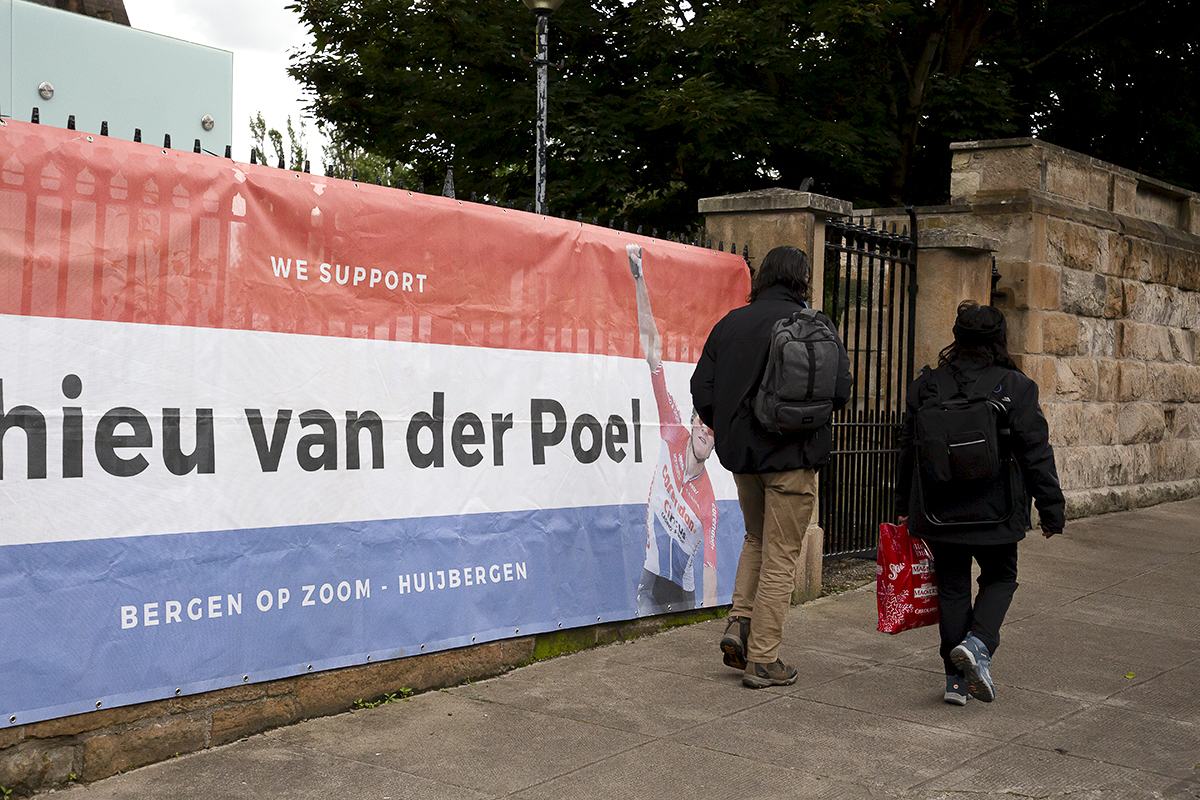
670, 694, 997, 792
923, 741, 1190, 799
508, 738, 894, 800
794, 662, 1087, 742
447, 645, 770, 737
1103, 659, 1200, 725
1015, 546, 1157, 591
53, 736, 492, 800
1016, 704, 1200, 782
1105, 553, 1200, 608
268, 690, 650, 796
997, 615, 1194, 702
779, 587, 943, 665
1056, 590, 1200, 641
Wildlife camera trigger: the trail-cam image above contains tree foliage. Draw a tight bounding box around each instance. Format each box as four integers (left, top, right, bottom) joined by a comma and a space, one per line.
249, 111, 309, 171
287, 0, 1197, 229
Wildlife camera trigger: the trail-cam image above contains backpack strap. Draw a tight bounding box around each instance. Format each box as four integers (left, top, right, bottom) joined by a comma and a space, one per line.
931, 367, 958, 402
967, 366, 1013, 438
739, 305, 808, 416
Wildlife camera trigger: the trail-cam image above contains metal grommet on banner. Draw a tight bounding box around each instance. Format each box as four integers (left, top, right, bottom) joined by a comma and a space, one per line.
95, 701, 102, 709
515, 628, 520, 634
366, 655, 371, 662
420, 644, 425, 650
597, 616, 601, 622
161, 149, 168, 155
306, 665, 313, 671
242, 675, 249, 682
667, 605, 672, 611
174, 688, 181, 696
9, 715, 16, 724
557, 623, 562, 628
86, 136, 93, 143
0, 119, 7, 127
471, 636, 476, 642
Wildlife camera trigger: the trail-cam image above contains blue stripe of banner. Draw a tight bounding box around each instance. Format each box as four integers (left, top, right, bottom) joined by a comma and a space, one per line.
1, 501, 744, 725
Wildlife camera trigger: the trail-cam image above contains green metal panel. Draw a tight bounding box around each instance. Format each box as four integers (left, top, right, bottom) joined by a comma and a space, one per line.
1, 1, 12, 118
5, 0, 232, 152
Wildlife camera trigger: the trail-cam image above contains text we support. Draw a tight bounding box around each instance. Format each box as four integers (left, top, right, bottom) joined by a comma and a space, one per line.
270, 257, 426, 294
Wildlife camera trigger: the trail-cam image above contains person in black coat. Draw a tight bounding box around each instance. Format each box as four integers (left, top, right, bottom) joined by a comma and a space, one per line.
692, 245, 853, 688
896, 300, 1065, 705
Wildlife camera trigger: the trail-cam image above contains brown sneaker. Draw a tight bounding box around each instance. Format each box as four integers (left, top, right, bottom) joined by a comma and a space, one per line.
742, 659, 798, 689
719, 616, 749, 670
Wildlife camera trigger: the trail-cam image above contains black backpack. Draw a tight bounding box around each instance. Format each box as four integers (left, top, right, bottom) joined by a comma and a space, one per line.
914, 366, 1016, 527
752, 308, 842, 434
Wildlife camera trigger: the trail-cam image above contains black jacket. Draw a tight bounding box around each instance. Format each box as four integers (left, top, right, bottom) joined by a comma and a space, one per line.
690, 285, 854, 474
896, 358, 1066, 544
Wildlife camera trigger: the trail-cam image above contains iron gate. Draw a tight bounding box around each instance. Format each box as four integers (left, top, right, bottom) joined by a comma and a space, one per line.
819, 211, 918, 557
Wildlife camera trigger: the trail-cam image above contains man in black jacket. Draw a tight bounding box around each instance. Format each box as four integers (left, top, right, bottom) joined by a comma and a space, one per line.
691, 245, 853, 688
897, 300, 1065, 705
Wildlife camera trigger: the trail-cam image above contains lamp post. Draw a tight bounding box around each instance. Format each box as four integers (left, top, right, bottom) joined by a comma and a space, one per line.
522, 0, 564, 215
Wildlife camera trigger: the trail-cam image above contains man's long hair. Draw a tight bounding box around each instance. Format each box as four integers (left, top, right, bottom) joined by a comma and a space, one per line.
749, 246, 809, 303
938, 301, 1018, 370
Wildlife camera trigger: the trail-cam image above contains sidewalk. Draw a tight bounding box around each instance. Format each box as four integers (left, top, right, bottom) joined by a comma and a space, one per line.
56, 498, 1200, 799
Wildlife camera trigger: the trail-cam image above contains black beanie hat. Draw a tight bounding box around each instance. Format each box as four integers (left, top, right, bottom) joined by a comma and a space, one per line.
952, 302, 1006, 344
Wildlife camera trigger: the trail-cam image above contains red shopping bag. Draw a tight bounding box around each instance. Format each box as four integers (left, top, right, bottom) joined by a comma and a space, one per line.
876, 522, 939, 634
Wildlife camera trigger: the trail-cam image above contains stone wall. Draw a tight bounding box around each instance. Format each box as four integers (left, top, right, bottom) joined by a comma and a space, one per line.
924, 138, 1200, 516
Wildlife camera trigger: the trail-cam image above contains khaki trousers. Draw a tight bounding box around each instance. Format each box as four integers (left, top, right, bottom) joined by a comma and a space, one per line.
731, 468, 818, 663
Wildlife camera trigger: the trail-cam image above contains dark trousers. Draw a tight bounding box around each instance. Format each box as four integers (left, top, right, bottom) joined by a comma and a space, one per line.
636, 568, 695, 617
927, 541, 1019, 675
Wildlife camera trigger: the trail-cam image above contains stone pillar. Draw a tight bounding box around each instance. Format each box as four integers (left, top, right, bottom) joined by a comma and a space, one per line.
698, 188, 852, 310
911, 229, 1000, 372
698, 187, 853, 604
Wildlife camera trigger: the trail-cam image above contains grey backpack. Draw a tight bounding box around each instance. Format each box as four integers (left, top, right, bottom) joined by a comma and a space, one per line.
752, 309, 841, 434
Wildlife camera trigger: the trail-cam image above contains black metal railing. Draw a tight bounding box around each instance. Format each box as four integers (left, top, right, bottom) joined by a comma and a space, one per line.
819, 211, 918, 557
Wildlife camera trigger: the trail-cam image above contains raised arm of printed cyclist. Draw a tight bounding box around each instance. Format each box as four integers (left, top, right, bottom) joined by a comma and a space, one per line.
629, 244, 661, 372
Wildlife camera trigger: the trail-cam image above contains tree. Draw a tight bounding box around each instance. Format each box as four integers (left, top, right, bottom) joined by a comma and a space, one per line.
248, 111, 309, 171
286, 0, 1197, 227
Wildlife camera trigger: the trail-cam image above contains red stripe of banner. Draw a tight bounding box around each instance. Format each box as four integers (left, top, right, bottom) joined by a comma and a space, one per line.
0, 120, 748, 362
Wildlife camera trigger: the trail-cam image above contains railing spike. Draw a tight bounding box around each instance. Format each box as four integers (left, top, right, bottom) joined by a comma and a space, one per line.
163, 133, 171, 149
100, 121, 108, 136
193, 139, 201, 154
304, 160, 311, 174
277, 155, 285, 169
31, 107, 40, 124
133, 128, 141, 143
224, 145, 232, 159
250, 149, 257, 165
67, 114, 76, 130
351, 168, 358, 181
442, 167, 455, 198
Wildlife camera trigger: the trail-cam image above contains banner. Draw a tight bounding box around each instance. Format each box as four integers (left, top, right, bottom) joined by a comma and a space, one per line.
0, 119, 750, 725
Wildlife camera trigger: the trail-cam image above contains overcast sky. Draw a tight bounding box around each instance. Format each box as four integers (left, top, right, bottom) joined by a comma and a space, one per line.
122, 0, 327, 169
